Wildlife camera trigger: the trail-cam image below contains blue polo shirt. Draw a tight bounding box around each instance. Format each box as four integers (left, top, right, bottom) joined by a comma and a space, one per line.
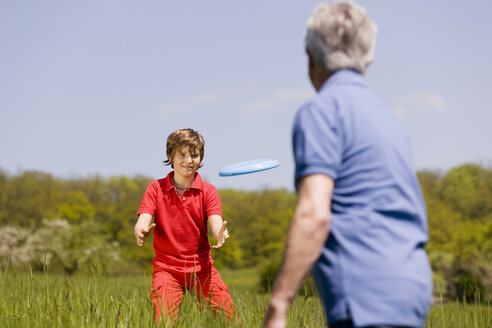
293, 70, 432, 327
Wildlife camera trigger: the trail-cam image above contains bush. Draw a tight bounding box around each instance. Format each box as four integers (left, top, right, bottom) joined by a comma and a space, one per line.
447, 257, 492, 303
24, 219, 121, 275
0, 225, 30, 269
444, 220, 492, 302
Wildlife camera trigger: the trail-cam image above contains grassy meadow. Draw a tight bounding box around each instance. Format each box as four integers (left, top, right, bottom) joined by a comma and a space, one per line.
1, 267, 491, 328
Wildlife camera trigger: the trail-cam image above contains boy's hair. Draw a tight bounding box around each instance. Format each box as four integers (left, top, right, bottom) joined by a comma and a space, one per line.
164, 128, 205, 168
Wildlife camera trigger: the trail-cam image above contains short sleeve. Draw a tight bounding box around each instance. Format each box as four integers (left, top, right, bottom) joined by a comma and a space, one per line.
137, 181, 158, 216
204, 185, 222, 217
292, 101, 342, 190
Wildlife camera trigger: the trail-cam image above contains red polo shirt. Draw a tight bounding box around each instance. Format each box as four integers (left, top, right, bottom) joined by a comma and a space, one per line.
138, 172, 222, 272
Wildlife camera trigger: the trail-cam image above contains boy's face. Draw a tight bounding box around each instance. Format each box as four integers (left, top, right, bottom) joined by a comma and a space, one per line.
171, 146, 201, 178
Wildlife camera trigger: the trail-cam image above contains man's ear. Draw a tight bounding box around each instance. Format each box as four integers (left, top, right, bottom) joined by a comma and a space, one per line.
306, 48, 316, 69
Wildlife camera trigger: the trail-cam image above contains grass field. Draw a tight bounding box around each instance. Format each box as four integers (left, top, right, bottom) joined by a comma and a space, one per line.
1, 267, 491, 327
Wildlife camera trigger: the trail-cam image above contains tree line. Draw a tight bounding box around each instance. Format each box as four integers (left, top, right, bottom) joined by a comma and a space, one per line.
0, 164, 491, 301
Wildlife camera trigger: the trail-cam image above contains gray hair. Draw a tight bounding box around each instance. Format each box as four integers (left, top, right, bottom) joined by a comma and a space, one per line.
305, 0, 377, 74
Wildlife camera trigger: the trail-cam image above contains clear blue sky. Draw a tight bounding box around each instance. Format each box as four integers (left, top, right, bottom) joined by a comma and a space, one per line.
1, 0, 491, 190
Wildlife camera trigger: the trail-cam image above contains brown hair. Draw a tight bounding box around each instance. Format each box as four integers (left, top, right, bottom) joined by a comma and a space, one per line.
164, 128, 205, 168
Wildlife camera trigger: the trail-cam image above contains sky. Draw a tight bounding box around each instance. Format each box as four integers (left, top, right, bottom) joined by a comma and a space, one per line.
1, 0, 491, 191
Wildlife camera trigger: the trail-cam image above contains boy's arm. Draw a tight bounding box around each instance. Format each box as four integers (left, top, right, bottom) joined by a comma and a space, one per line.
209, 215, 229, 249
134, 213, 156, 247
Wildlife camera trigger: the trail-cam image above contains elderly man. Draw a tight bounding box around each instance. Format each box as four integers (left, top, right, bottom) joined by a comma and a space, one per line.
263, 1, 432, 328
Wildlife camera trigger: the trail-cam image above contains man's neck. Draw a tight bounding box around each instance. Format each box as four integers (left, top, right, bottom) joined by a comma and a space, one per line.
312, 70, 332, 92
307, 50, 332, 92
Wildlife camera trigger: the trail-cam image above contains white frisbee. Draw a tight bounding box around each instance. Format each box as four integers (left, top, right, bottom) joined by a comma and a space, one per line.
219, 159, 280, 177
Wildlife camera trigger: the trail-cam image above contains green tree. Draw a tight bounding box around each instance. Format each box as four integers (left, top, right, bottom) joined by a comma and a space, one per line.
0, 169, 8, 225
446, 220, 492, 302
417, 170, 442, 199
420, 165, 492, 299
108, 175, 151, 241
3, 171, 63, 228
56, 191, 95, 224
438, 164, 492, 219
220, 189, 296, 268
425, 196, 460, 253
64, 174, 153, 272
211, 233, 243, 269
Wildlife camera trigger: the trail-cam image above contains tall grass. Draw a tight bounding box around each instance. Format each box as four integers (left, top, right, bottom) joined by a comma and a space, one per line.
1, 267, 154, 327
426, 300, 491, 328
1, 267, 490, 327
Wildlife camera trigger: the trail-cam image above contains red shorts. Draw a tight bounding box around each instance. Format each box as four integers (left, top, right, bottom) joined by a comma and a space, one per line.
150, 265, 237, 322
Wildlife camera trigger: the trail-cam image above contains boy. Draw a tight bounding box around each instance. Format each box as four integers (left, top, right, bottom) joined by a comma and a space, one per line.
134, 128, 237, 322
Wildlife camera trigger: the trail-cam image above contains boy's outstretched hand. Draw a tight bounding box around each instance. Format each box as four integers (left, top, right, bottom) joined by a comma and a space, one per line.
211, 220, 229, 249
135, 222, 156, 247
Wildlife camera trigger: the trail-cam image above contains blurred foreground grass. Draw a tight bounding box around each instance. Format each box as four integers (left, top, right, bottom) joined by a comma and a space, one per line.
1, 267, 490, 327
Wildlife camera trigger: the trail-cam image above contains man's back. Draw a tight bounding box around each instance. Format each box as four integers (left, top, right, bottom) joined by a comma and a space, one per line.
264, 2, 432, 327
293, 69, 433, 327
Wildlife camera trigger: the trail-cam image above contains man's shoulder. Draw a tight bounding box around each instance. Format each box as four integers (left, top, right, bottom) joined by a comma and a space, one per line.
295, 91, 341, 128
298, 79, 348, 113
297, 94, 330, 115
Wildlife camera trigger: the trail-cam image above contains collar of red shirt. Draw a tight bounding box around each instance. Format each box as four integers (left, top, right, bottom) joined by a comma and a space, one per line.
162, 171, 204, 192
